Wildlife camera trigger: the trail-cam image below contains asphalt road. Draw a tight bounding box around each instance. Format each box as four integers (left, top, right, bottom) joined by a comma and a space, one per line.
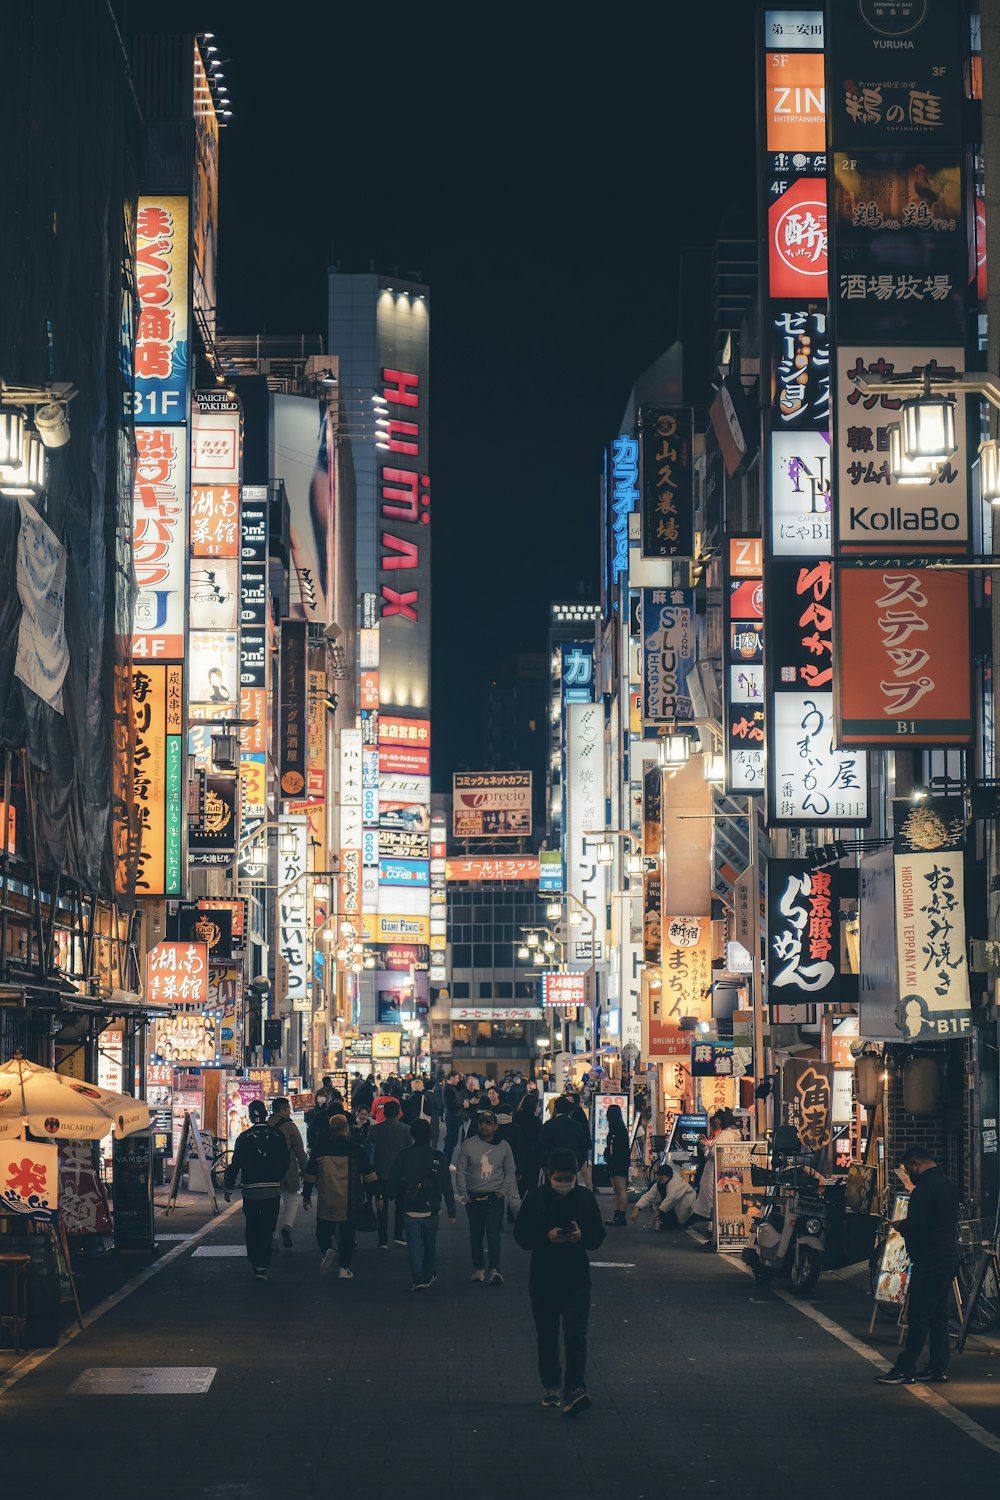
1, 1195, 998, 1499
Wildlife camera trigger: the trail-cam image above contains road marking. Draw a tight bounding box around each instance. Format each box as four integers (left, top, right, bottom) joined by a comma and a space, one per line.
190, 1245, 245, 1257
721, 1247, 1000, 1457
69, 1366, 216, 1396
590, 1261, 636, 1268
0, 1200, 241, 1401
154, 1233, 194, 1242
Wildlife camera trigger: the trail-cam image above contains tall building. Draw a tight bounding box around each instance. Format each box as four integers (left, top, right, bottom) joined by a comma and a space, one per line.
328, 272, 433, 1071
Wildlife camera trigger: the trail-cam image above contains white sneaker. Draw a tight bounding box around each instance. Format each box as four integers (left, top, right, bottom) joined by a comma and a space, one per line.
320, 1248, 337, 1279
338, 1266, 354, 1280
470, 1268, 485, 1282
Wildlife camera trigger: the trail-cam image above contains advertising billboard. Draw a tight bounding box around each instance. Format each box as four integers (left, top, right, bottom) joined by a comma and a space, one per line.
826, 1, 963, 149
836, 568, 972, 746
277, 816, 310, 1013
770, 691, 869, 825
660, 917, 713, 1026
724, 538, 765, 795
133, 428, 188, 660
769, 431, 832, 555
131, 662, 183, 898
271, 395, 330, 624
767, 178, 828, 299
452, 772, 532, 839
565, 704, 605, 967
444, 856, 540, 881
766, 859, 839, 1003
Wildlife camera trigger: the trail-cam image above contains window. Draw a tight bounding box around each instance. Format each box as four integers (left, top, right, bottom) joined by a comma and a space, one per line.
473, 944, 492, 967
495, 981, 513, 999
452, 944, 471, 968
451, 982, 470, 999
515, 981, 536, 999
478, 981, 493, 999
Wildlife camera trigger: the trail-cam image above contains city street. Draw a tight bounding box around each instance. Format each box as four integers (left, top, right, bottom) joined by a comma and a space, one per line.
1, 1195, 998, 1498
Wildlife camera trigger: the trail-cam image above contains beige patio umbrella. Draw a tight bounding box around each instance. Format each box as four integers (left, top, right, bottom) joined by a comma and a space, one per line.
0, 1055, 150, 1141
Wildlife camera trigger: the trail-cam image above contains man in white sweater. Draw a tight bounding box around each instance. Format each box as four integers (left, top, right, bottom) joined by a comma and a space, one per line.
454, 1110, 520, 1285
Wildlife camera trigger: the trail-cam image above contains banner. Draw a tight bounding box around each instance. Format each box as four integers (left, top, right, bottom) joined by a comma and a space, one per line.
0, 1140, 58, 1220
893, 797, 971, 1040
15, 499, 68, 712
641, 588, 695, 722
837, 568, 971, 746
766, 859, 839, 1004
724, 538, 765, 793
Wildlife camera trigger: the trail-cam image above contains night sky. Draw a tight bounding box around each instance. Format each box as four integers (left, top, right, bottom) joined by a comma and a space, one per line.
133, 1, 758, 783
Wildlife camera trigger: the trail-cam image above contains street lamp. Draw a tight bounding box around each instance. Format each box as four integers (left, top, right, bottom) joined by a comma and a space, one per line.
595, 839, 614, 865
532, 950, 545, 966
980, 439, 1000, 505
658, 733, 691, 768
546, 901, 562, 921
901, 378, 957, 462
887, 423, 937, 485
543, 937, 556, 956
703, 752, 725, 786
526, 931, 539, 948
517, 944, 530, 961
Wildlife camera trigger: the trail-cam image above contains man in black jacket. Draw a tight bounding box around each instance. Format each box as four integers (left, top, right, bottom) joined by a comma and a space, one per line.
443, 1071, 465, 1160
386, 1117, 457, 1290
224, 1100, 291, 1280
514, 1148, 606, 1417
540, 1096, 590, 1174
876, 1146, 959, 1385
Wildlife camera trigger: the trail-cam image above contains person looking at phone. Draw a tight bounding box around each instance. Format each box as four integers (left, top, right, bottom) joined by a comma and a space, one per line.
513, 1148, 606, 1417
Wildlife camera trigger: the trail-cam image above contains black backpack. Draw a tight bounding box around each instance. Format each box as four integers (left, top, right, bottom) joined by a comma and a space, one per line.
405, 1153, 442, 1214
244, 1125, 289, 1182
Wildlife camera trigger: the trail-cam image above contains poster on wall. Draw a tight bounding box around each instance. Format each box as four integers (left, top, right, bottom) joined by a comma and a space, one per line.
714, 1141, 768, 1253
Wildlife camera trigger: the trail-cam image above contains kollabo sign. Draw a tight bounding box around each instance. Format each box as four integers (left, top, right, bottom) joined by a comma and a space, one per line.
834, 348, 968, 552
893, 798, 971, 1040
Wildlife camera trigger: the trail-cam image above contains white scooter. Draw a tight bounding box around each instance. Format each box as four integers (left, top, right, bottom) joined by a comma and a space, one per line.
741, 1127, 827, 1296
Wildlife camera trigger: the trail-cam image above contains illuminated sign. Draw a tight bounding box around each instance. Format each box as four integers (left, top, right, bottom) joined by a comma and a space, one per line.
134, 197, 189, 422
445, 857, 541, 882
765, 48, 825, 152
277, 816, 310, 1013
542, 972, 589, 1007
768, 178, 828, 298
724, 540, 765, 795
641, 588, 695, 723
379, 714, 430, 746
610, 435, 638, 581
892, 797, 970, 1040
452, 772, 532, 839
770, 691, 869, 825
769, 431, 831, 555
640, 407, 694, 559
279, 620, 308, 798
132, 662, 183, 897
132, 428, 188, 659
147, 941, 208, 1008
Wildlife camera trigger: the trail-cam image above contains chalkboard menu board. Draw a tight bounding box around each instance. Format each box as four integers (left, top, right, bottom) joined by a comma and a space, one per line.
112, 1131, 155, 1254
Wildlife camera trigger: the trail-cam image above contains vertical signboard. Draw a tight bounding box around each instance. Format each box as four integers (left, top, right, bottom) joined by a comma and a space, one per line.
565, 702, 605, 967
660, 916, 713, 1025
827, 2, 972, 755
279, 619, 308, 799
134, 198, 190, 423
610, 434, 639, 583
277, 816, 310, 1013
766, 859, 839, 1006
640, 589, 695, 723
892, 798, 971, 1041
836, 567, 972, 746
639, 407, 694, 559
723, 538, 765, 794
131, 662, 183, 898
758, 10, 869, 829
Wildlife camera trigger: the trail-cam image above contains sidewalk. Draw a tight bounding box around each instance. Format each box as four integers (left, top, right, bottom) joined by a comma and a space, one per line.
0, 1187, 225, 1373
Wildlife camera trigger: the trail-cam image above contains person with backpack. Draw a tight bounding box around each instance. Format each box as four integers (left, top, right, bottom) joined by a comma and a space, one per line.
386, 1117, 457, 1289
402, 1075, 439, 1138
223, 1099, 291, 1280
301, 1114, 379, 1280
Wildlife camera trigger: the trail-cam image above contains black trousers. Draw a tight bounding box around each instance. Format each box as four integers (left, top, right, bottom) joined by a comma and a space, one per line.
466, 1194, 505, 1270
901, 1261, 955, 1374
530, 1280, 591, 1393
242, 1196, 280, 1268
375, 1181, 404, 1245
316, 1218, 357, 1268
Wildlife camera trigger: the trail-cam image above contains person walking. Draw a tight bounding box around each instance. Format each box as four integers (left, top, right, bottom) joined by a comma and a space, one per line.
269, 1096, 308, 1250
602, 1103, 631, 1227
368, 1098, 411, 1247
540, 1096, 590, 1175
402, 1075, 439, 1139
304, 1088, 329, 1149
514, 1147, 606, 1416
511, 1091, 543, 1202
454, 1109, 520, 1285
301, 1114, 379, 1280
351, 1073, 375, 1115
223, 1099, 290, 1280
443, 1070, 465, 1160
875, 1146, 960, 1385
387, 1117, 457, 1290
